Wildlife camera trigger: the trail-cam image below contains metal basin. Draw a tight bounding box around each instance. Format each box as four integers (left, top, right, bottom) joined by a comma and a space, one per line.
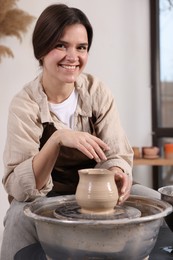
158, 185, 173, 232
24, 195, 172, 260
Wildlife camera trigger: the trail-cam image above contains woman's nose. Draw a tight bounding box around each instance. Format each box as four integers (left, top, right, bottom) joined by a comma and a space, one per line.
66, 49, 78, 62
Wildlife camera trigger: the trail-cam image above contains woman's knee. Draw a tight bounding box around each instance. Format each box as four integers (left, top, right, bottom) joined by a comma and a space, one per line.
131, 183, 161, 199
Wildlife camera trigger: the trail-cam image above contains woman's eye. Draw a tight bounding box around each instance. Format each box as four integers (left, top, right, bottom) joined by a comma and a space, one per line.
77, 45, 88, 52
55, 44, 66, 50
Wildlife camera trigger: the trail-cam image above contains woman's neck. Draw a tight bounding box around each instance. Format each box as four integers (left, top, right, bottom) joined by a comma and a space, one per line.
41, 75, 75, 104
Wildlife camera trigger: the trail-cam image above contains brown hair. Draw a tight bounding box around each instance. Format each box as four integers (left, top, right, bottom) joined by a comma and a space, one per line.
32, 4, 93, 65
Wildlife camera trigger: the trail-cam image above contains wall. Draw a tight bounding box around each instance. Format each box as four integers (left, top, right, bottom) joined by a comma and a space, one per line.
0, 0, 152, 244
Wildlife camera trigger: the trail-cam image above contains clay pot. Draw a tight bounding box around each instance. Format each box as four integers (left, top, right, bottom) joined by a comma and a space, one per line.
142, 146, 159, 157
75, 168, 119, 215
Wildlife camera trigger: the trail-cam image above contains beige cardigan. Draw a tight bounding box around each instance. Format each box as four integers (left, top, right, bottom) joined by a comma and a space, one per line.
3, 73, 133, 201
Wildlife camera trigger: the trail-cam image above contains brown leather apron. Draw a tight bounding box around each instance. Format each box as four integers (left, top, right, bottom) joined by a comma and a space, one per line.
40, 123, 96, 196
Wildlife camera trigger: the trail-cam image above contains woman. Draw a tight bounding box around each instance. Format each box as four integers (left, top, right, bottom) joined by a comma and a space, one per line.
0, 4, 133, 259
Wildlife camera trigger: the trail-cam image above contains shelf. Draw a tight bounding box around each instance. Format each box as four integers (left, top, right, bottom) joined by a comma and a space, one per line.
133, 158, 173, 166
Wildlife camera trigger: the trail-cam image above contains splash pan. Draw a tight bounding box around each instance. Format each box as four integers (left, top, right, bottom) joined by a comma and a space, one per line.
24, 195, 172, 260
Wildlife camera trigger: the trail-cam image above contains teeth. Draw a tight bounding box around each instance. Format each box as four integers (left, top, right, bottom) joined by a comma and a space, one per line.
61, 65, 76, 70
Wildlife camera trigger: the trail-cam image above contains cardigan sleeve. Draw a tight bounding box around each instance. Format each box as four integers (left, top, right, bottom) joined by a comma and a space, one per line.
91, 80, 133, 178
3, 89, 53, 202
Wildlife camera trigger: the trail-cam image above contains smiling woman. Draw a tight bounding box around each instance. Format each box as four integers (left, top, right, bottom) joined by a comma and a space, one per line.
0, 3, 134, 260
32, 4, 93, 66
41, 24, 89, 93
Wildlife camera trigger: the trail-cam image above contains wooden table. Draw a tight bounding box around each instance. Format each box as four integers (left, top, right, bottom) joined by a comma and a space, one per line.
133, 158, 173, 166
133, 157, 173, 189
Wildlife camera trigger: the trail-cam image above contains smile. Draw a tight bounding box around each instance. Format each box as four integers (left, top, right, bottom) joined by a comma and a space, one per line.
60, 65, 78, 70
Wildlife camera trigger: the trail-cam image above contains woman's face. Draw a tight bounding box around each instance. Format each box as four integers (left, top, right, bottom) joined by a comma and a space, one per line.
42, 24, 89, 84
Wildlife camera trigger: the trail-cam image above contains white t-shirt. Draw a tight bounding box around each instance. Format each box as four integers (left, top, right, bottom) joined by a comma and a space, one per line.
49, 89, 78, 129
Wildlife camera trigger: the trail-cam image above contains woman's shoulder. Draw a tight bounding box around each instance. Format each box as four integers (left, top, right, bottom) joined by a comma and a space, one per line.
77, 72, 101, 86
9, 75, 42, 112
77, 72, 112, 97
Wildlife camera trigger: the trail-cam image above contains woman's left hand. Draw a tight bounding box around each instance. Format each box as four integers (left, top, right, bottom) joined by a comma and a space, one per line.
109, 167, 132, 205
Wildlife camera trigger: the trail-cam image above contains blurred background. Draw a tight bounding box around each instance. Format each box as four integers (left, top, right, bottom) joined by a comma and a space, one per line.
1, 0, 172, 247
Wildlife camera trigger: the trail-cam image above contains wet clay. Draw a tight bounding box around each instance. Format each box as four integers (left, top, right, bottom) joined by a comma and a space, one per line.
75, 168, 119, 215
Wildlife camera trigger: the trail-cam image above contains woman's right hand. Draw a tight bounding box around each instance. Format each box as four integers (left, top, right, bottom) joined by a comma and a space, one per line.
52, 129, 110, 163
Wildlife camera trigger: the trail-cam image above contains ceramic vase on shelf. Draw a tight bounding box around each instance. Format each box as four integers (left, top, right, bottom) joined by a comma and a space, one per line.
164, 143, 173, 159
75, 168, 119, 215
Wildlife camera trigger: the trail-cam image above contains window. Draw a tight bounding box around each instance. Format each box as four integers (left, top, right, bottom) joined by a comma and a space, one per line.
150, 0, 173, 189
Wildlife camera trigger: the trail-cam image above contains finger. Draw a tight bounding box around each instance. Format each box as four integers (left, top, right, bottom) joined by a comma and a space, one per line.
118, 184, 132, 204
84, 143, 101, 162
120, 174, 129, 194
90, 144, 107, 161
76, 141, 105, 163
76, 143, 94, 159
90, 135, 110, 151
86, 139, 108, 161
114, 172, 127, 193
118, 190, 131, 204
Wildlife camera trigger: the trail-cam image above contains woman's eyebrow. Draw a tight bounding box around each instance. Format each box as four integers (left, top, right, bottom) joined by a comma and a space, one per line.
58, 40, 88, 46
78, 43, 88, 46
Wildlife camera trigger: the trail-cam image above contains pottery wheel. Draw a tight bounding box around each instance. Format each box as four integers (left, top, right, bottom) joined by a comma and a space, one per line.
53, 201, 141, 220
